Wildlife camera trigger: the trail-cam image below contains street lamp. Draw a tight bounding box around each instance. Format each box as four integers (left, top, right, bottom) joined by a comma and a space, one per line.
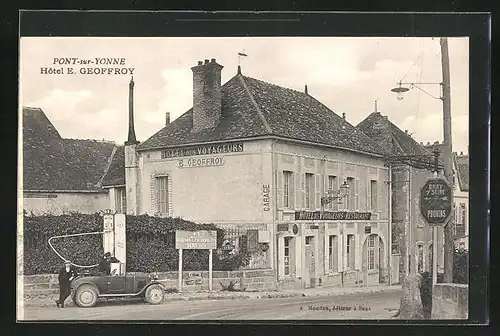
321, 180, 350, 207
390, 37, 454, 283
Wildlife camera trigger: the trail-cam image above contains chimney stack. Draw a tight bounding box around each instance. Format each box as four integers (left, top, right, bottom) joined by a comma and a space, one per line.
405, 130, 408, 134
125, 76, 139, 145
165, 112, 170, 126
342, 113, 346, 120
304, 84, 308, 95
191, 58, 224, 132
460, 151, 463, 155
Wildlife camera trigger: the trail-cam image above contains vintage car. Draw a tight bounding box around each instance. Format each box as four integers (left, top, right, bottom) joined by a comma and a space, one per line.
70, 271, 166, 308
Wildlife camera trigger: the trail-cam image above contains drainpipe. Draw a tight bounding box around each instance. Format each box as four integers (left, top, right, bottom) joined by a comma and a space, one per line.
388, 164, 393, 286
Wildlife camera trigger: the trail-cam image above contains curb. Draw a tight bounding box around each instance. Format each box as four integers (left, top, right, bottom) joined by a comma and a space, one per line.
296, 286, 402, 297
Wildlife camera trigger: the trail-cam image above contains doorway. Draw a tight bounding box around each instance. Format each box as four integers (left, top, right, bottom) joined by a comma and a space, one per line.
304, 236, 316, 288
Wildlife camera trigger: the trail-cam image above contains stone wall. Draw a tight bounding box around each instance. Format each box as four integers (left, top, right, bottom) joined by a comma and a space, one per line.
431, 283, 468, 319
22, 269, 277, 299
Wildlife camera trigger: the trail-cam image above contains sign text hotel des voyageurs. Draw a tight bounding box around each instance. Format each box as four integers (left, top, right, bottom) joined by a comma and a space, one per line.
295, 211, 372, 221
162, 142, 244, 159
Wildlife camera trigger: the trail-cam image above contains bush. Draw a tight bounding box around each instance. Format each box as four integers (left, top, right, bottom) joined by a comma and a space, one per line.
22, 213, 250, 275
453, 248, 468, 284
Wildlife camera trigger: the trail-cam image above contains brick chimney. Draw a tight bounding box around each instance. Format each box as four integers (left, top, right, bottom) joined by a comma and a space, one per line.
165, 112, 170, 126
342, 113, 346, 120
191, 58, 223, 132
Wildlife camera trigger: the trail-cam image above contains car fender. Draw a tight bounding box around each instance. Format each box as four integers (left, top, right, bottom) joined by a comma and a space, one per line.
139, 281, 167, 295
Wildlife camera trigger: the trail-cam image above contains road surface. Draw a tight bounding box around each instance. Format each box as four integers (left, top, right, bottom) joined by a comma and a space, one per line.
21, 290, 400, 320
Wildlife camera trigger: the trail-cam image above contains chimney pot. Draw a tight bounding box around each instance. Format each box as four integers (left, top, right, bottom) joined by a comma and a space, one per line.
211, 58, 216, 63
204, 59, 209, 64
342, 113, 346, 120
460, 151, 463, 155
420, 142, 423, 145
198, 61, 203, 65
165, 112, 170, 126
304, 84, 308, 95
405, 130, 408, 134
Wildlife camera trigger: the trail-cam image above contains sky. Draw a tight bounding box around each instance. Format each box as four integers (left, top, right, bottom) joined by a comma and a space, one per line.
20, 37, 469, 154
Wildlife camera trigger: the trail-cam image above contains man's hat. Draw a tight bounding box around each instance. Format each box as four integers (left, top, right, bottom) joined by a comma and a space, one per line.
104, 252, 112, 258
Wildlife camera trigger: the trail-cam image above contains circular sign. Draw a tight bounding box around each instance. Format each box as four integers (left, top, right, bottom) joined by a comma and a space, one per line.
420, 178, 452, 226
292, 224, 299, 235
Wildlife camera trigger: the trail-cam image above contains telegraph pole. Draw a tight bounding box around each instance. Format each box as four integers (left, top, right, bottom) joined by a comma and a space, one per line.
440, 37, 454, 283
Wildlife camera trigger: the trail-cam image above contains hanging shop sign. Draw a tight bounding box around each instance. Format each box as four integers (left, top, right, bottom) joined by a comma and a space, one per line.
163, 142, 244, 159
295, 211, 372, 221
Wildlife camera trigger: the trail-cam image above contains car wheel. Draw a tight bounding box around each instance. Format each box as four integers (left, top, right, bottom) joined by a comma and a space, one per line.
145, 284, 164, 305
74, 284, 99, 308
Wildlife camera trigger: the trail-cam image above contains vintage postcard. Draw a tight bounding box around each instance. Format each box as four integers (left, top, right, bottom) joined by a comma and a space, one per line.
18, 34, 471, 321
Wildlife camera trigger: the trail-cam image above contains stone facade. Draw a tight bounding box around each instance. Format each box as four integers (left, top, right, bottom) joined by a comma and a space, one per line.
23, 191, 109, 215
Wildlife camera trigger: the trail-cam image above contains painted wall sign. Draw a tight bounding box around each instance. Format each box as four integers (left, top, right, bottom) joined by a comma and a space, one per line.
295, 211, 372, 221
163, 142, 244, 159
277, 224, 289, 232
310, 225, 319, 229
262, 184, 270, 211
175, 230, 217, 249
178, 157, 224, 168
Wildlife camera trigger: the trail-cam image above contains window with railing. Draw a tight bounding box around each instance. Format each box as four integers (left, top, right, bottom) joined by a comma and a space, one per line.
346, 177, 355, 210
327, 175, 338, 210
115, 187, 127, 214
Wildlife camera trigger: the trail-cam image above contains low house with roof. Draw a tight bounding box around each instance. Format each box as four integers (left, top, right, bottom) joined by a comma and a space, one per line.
21, 107, 121, 215
357, 110, 446, 283
119, 59, 392, 289
425, 142, 469, 250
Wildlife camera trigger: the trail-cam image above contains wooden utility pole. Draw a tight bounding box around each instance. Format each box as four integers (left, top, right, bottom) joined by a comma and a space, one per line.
440, 37, 454, 283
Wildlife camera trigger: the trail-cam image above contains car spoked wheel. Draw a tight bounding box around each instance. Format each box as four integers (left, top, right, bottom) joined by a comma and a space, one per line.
145, 284, 164, 305
74, 284, 98, 308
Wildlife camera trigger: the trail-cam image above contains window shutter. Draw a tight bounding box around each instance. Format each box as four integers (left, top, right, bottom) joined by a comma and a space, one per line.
367, 179, 371, 212
301, 174, 306, 210
338, 234, 344, 272
354, 234, 361, 270
377, 179, 381, 213
277, 170, 283, 209
355, 178, 360, 211
290, 173, 295, 209
324, 235, 329, 273
315, 174, 320, 209
150, 174, 157, 215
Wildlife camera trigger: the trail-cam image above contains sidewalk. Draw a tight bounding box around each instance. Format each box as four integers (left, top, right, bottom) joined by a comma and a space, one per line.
22, 284, 402, 308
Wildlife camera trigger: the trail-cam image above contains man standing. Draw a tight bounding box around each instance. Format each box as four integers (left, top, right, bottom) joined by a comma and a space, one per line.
56, 260, 77, 308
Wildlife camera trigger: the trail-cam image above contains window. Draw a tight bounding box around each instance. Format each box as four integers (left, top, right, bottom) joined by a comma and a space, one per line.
417, 244, 424, 273
368, 235, 375, 270
305, 236, 313, 245
156, 176, 169, 215
370, 180, 378, 212
115, 188, 127, 214
459, 203, 467, 225
284, 237, 291, 276
328, 175, 338, 210
328, 235, 338, 272
346, 234, 355, 270
283, 171, 293, 208
346, 177, 355, 210
305, 173, 314, 209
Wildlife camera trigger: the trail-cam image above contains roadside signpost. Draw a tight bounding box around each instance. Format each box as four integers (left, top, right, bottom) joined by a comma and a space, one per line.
175, 230, 217, 292
420, 177, 453, 285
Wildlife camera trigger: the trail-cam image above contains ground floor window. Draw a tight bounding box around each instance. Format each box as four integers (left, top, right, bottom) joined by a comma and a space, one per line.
328, 235, 338, 272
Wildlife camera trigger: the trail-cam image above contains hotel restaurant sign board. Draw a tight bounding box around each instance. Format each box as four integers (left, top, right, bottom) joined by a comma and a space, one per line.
295, 211, 372, 221
420, 178, 452, 226
163, 142, 244, 159
175, 230, 217, 250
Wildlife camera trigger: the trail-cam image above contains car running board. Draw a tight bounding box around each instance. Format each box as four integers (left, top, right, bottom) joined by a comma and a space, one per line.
99, 293, 142, 297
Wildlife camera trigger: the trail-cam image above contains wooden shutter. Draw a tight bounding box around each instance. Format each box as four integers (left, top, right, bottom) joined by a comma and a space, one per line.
315, 174, 320, 209
377, 179, 381, 214
367, 179, 372, 212
290, 173, 295, 209
301, 173, 306, 210
354, 233, 361, 270
355, 178, 360, 211
150, 174, 157, 215
277, 170, 283, 209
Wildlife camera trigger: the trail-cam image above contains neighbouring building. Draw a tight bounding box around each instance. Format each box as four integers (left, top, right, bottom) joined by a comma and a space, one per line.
426, 142, 469, 250
117, 59, 392, 289
357, 110, 446, 282
21, 107, 121, 215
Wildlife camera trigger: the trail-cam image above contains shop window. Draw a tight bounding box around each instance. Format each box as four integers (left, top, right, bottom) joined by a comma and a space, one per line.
368, 235, 376, 270
328, 235, 338, 272
346, 234, 355, 270
284, 237, 291, 276
283, 171, 293, 208
156, 176, 169, 215
417, 244, 424, 273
